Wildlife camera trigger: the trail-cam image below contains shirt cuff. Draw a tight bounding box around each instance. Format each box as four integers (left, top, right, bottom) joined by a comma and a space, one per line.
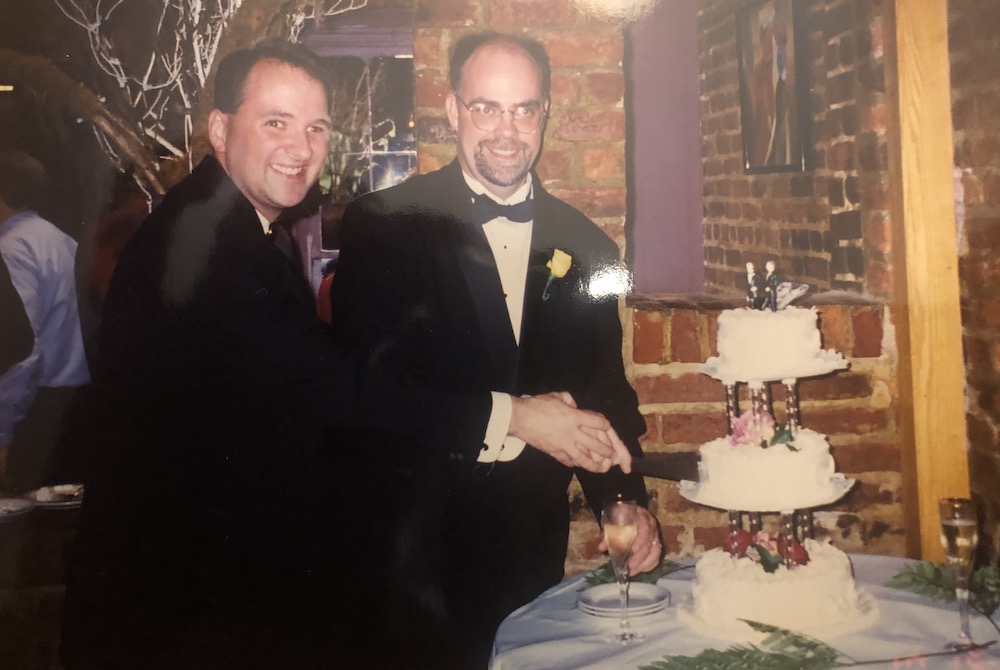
478, 392, 526, 463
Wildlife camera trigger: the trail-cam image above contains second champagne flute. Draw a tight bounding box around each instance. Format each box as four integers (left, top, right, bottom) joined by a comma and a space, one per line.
939, 497, 979, 650
601, 495, 643, 644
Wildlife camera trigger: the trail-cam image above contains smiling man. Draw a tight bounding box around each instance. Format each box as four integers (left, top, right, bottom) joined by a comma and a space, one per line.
331, 32, 662, 667
60, 42, 362, 670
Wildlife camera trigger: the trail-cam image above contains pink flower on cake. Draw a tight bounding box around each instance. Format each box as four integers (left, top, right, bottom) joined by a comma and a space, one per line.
730, 411, 776, 447
752, 531, 778, 553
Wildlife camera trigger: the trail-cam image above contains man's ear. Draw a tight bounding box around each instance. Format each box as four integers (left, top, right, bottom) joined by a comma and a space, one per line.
207, 109, 228, 155
445, 93, 459, 132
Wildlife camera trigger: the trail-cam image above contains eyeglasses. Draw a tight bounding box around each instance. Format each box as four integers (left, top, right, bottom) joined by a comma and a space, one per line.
454, 95, 547, 134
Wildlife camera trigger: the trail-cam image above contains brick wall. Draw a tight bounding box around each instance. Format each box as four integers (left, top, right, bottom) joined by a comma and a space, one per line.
699, 0, 891, 296
951, 0, 1000, 556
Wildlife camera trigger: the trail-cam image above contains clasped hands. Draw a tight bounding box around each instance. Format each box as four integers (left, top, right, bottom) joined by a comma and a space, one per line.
509, 392, 633, 474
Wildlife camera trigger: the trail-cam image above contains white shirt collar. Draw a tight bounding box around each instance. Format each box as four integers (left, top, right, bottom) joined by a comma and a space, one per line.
256, 210, 271, 235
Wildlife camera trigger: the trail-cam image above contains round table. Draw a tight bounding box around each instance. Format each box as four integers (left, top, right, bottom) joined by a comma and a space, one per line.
490, 554, 1000, 669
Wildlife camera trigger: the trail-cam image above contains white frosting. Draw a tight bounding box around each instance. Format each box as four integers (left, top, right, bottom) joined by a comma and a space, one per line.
703, 307, 847, 384
689, 428, 852, 511
684, 540, 877, 638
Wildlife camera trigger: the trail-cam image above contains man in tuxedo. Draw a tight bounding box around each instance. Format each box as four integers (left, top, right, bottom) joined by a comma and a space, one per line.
331, 32, 661, 666
61, 42, 363, 669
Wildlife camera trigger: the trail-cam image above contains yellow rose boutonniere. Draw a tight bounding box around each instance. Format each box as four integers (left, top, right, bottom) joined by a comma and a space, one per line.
542, 248, 572, 301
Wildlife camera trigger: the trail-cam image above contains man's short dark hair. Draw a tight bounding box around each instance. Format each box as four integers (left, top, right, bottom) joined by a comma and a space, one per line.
214, 41, 332, 114
449, 32, 551, 100
0, 151, 48, 211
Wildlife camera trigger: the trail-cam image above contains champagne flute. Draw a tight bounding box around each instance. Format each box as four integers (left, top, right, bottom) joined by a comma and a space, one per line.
601, 495, 643, 644
939, 497, 979, 650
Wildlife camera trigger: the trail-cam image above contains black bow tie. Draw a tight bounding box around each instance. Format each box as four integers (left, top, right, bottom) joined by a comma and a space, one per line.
471, 192, 534, 226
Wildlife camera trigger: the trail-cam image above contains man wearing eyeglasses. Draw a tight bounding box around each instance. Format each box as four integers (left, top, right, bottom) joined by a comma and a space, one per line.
331, 32, 661, 666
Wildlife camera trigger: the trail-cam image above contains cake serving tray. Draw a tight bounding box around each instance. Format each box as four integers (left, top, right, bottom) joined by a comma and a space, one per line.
677, 475, 856, 512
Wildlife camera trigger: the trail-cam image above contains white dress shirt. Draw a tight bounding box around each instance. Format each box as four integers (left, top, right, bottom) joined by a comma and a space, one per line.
460, 172, 534, 464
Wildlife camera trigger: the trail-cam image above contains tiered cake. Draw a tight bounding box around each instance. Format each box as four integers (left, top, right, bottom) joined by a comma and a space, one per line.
677, 303, 878, 639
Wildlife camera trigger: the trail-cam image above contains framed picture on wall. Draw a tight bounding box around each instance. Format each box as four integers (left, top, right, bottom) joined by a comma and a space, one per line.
736, 0, 811, 173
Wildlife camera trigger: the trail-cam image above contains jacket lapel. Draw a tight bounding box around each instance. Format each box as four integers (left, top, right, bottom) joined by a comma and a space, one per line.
517, 193, 563, 392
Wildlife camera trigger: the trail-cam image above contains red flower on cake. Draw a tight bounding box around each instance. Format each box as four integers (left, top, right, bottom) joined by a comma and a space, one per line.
724, 529, 752, 557
778, 536, 811, 566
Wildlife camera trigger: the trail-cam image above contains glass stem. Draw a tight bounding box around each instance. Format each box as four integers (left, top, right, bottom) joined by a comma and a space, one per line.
957, 578, 973, 642
618, 575, 630, 632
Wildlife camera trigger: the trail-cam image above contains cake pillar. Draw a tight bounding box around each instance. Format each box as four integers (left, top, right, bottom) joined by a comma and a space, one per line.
749, 513, 762, 534
783, 379, 800, 434
725, 384, 739, 435
749, 383, 770, 419
780, 510, 796, 568
796, 510, 813, 541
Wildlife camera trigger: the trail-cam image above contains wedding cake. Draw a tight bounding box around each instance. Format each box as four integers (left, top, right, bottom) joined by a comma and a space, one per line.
683, 538, 877, 638
702, 306, 848, 384
677, 291, 875, 640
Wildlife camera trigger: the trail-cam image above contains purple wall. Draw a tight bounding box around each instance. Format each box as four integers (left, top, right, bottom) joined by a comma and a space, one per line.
628, 0, 704, 293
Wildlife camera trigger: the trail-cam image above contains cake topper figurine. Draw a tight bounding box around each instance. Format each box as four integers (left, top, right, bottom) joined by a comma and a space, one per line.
745, 262, 765, 309
743, 260, 810, 311
764, 260, 779, 311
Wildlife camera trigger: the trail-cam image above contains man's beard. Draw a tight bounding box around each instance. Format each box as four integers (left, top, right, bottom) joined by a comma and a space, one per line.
473, 139, 533, 189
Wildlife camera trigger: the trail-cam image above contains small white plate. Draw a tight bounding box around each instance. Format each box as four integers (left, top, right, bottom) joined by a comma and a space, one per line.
577, 582, 670, 618
25, 483, 84, 509
0, 497, 36, 521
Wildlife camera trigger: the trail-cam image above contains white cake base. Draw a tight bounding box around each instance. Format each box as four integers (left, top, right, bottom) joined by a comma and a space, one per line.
680, 428, 855, 512
678, 540, 878, 641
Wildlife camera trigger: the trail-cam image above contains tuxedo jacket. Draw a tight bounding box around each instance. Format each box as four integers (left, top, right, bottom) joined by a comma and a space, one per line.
62, 156, 361, 669
331, 160, 648, 659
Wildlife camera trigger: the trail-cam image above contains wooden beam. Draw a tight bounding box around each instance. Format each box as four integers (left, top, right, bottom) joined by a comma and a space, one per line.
885, 0, 970, 561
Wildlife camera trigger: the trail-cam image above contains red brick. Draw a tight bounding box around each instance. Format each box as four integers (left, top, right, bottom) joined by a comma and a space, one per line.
586, 72, 625, 104
549, 73, 580, 107
669, 310, 702, 363
817, 305, 850, 354
414, 70, 450, 108
962, 172, 985, 205
633, 373, 725, 405
852, 306, 884, 358
830, 442, 901, 473
489, 0, 575, 26
860, 179, 890, 210
553, 109, 626, 142
544, 33, 623, 68
965, 216, 1000, 249
866, 260, 893, 297
864, 212, 891, 254
660, 412, 728, 444
413, 33, 442, 70
535, 149, 570, 182
415, 0, 477, 27
799, 372, 873, 401
861, 102, 888, 133
660, 525, 686, 555
640, 412, 661, 444
633, 311, 665, 364
694, 526, 728, 551
547, 187, 625, 218
804, 407, 890, 435
584, 147, 626, 181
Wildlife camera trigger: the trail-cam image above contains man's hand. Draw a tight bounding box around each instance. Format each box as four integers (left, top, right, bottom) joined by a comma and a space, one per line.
598, 507, 662, 575
510, 393, 631, 473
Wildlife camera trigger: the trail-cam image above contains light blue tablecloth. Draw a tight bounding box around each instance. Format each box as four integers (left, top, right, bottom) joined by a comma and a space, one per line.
490, 554, 1000, 669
